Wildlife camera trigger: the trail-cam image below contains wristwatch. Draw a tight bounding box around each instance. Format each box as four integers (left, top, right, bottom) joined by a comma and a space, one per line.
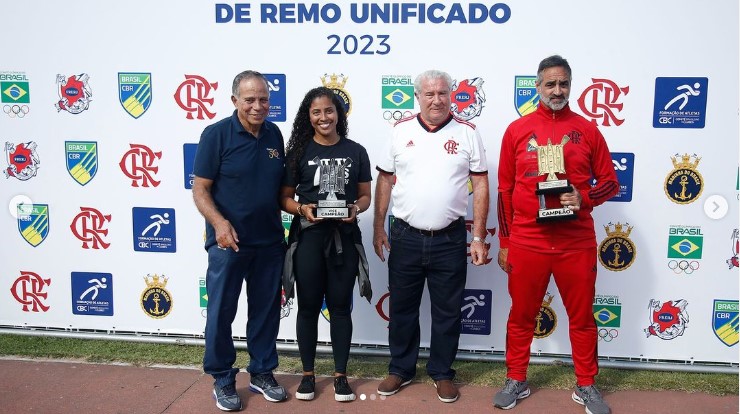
471, 236, 485, 244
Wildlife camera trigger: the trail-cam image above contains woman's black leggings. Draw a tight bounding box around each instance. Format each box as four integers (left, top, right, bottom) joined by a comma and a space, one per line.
294, 223, 358, 374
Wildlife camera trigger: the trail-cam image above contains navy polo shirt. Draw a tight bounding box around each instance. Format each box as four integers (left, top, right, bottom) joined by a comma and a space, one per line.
193, 110, 285, 249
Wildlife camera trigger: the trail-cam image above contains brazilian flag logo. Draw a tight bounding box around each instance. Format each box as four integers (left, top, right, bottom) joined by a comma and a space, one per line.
65, 141, 98, 186
118, 72, 152, 119
17, 204, 49, 247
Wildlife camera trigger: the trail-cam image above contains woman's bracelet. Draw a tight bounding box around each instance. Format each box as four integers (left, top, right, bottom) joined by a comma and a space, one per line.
296, 203, 305, 217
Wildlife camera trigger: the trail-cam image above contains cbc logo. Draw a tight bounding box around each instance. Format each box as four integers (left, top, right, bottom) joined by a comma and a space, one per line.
77, 305, 89, 312
138, 241, 150, 248
658, 117, 673, 124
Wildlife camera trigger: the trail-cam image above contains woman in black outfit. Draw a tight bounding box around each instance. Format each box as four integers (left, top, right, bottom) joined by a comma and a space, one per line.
280, 87, 372, 402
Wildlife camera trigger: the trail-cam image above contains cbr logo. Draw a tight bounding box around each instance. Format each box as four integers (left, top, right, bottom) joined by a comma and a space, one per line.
658, 117, 672, 124
119, 143, 162, 187
70, 207, 112, 249
173, 74, 218, 120
10, 270, 51, 312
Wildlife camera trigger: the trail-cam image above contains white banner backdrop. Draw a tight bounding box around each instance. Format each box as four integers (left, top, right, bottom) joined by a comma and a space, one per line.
1, 1, 738, 365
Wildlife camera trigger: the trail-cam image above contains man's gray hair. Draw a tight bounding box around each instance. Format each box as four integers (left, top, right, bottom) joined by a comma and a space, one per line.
232, 70, 269, 97
536, 55, 572, 84
414, 69, 453, 95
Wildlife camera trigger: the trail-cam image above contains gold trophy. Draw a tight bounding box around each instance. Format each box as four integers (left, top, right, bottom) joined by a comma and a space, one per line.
315, 156, 349, 218
530, 136, 577, 223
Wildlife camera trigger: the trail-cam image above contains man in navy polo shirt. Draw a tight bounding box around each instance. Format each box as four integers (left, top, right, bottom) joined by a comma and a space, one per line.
193, 70, 287, 412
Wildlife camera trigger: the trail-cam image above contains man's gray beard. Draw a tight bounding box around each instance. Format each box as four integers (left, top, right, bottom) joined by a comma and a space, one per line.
542, 97, 568, 111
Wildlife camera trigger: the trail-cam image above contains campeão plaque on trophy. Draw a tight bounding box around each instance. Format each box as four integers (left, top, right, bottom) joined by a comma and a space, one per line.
315, 156, 350, 218
530, 136, 577, 223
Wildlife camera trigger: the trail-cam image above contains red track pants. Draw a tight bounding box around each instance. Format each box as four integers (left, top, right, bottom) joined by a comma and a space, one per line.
505, 243, 599, 386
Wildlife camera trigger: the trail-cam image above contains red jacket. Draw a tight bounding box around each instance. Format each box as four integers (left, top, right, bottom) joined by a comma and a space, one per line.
497, 103, 619, 251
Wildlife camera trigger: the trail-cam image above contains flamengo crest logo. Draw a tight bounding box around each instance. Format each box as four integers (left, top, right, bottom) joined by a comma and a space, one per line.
55, 73, 92, 114
11, 270, 51, 312
174, 74, 218, 120
119, 143, 162, 187
451, 77, 485, 121
5, 141, 40, 180
444, 139, 459, 154
577, 78, 629, 127
70, 207, 112, 249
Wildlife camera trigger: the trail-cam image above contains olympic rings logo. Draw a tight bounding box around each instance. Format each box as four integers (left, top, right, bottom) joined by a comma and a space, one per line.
3, 104, 30, 118
598, 328, 619, 342
668, 260, 700, 274
382, 110, 413, 125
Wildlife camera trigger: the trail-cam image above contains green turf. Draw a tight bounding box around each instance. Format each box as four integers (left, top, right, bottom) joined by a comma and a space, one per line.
1, 334, 736, 396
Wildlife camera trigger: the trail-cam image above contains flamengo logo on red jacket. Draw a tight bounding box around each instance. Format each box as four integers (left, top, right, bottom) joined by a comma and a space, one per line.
577, 78, 629, 127
70, 207, 112, 249
119, 143, 161, 187
10, 270, 51, 312
174, 74, 218, 120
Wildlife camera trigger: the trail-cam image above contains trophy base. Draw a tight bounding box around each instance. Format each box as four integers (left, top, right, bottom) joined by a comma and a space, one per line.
537, 207, 577, 223
535, 179, 573, 195
316, 207, 349, 218
317, 200, 348, 218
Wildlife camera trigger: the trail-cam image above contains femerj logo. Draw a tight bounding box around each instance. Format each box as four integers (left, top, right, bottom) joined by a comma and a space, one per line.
1, 71, 30, 118
713, 299, 739, 347
119, 143, 162, 187
534, 293, 557, 339
71, 272, 113, 316
321, 73, 351, 115
591, 152, 634, 202
55, 73, 92, 114
265, 73, 286, 122
598, 222, 636, 271
173, 74, 218, 120
118, 72, 152, 119
65, 141, 97, 186
664, 153, 703, 204
183, 143, 197, 189
653, 77, 708, 128
141, 274, 173, 319
132, 207, 176, 253
17, 203, 49, 247
645, 299, 689, 340
5, 141, 40, 180
667, 225, 702, 275
11, 270, 51, 312
460, 289, 492, 335
514, 75, 538, 117
280, 288, 293, 319
577, 78, 629, 127
593, 294, 621, 342
727, 229, 739, 269
451, 77, 485, 121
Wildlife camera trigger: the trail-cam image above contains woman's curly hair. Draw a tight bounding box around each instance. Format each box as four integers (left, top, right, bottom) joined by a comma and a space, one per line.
286, 87, 348, 180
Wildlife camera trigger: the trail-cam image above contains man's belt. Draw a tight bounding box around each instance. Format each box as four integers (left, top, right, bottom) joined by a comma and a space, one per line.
396, 217, 463, 237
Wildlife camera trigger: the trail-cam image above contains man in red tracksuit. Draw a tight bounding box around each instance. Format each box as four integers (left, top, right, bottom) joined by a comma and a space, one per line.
493, 55, 619, 414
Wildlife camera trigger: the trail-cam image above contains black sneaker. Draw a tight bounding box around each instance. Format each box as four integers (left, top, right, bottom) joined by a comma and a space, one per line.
333, 376, 356, 402
212, 383, 242, 411
572, 385, 611, 414
249, 372, 287, 402
295, 375, 315, 401
493, 378, 530, 410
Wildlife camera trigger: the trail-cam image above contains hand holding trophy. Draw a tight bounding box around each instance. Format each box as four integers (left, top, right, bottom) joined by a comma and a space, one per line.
531, 136, 578, 223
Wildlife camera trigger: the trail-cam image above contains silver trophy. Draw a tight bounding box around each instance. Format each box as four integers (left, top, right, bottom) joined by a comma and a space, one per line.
530, 136, 576, 223
315, 156, 350, 218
